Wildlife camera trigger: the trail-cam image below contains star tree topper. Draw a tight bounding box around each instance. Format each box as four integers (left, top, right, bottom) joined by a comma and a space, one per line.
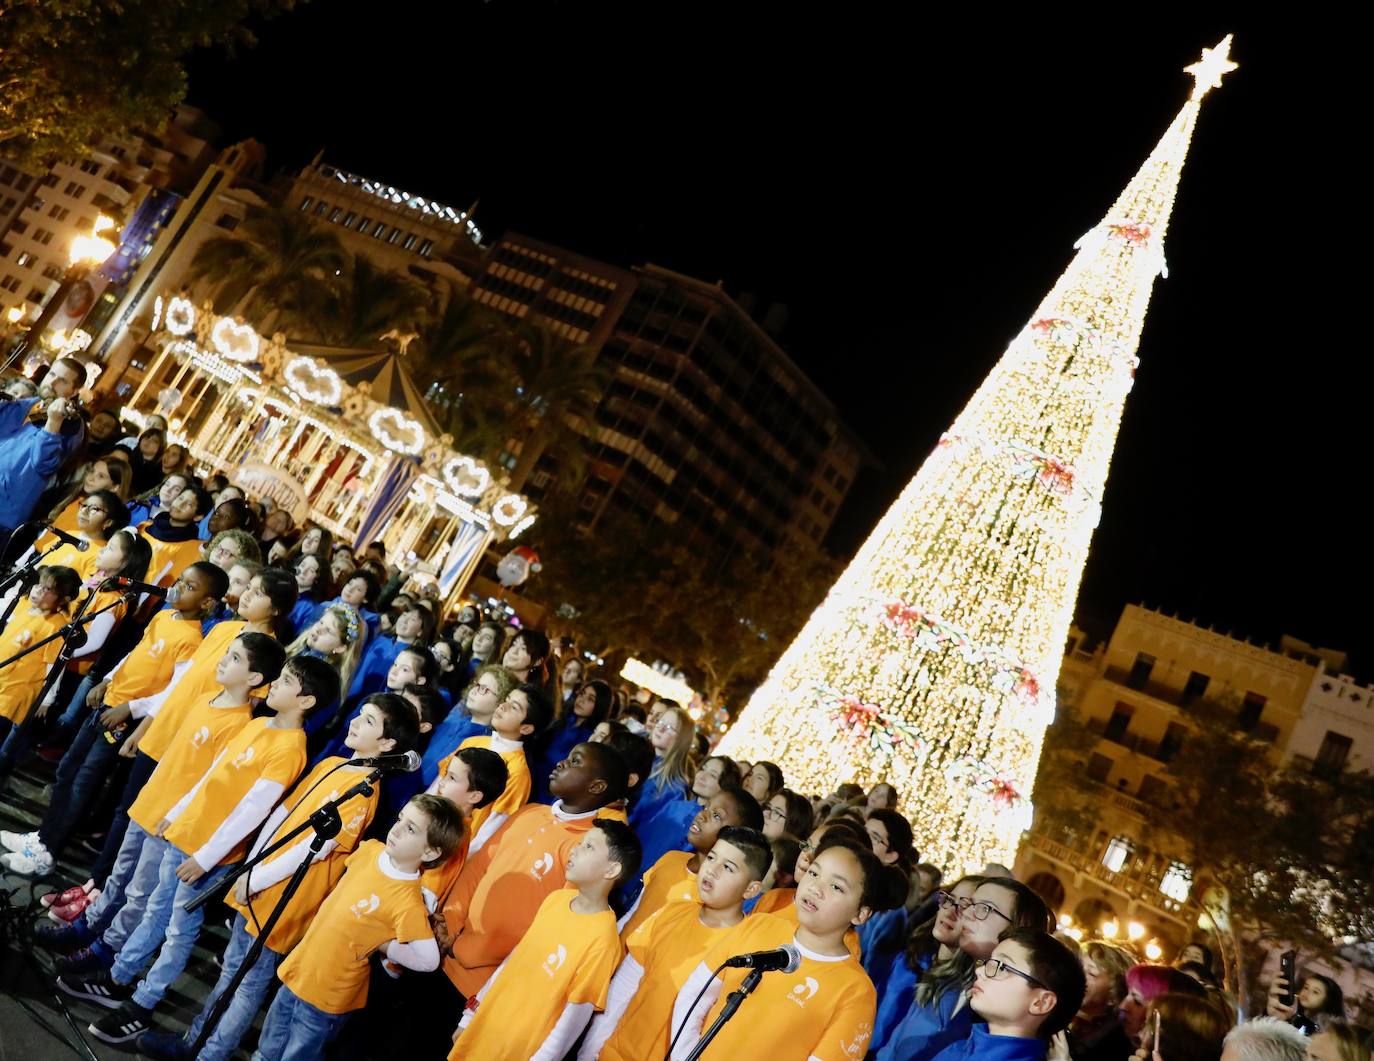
1185, 34, 1238, 100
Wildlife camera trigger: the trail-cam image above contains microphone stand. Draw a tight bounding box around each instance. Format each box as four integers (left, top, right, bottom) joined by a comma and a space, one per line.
0, 586, 131, 751
182, 767, 384, 1057
683, 967, 764, 1061
0, 523, 70, 632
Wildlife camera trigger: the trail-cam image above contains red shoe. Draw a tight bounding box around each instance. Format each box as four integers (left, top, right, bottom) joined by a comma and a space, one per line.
36, 745, 68, 763
48, 890, 98, 923
42, 884, 89, 909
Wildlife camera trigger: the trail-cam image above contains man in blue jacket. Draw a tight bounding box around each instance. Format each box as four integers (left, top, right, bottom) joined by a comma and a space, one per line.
0, 357, 88, 547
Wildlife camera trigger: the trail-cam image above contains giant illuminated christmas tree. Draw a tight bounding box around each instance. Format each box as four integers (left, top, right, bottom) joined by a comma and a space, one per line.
719, 38, 1238, 872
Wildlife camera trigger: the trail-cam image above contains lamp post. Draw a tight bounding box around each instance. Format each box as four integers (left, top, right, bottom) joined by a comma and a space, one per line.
2, 215, 117, 371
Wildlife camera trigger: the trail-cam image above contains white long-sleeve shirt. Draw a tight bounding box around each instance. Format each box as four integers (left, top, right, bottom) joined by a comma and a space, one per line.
576, 953, 644, 1060
163, 750, 288, 870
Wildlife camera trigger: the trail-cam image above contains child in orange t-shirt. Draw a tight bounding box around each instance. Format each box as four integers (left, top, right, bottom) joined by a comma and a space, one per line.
580, 826, 772, 1061
254, 794, 466, 1059
619, 785, 764, 939
440, 741, 630, 999
0, 565, 81, 735
349, 743, 511, 1060
132, 691, 422, 1061
65, 654, 332, 1046
2, 560, 217, 882
668, 841, 903, 1061
139, 484, 214, 587
456, 681, 552, 852
118, 568, 297, 764
451, 818, 638, 1059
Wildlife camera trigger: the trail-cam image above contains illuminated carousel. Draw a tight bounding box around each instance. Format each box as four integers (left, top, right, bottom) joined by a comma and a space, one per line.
123, 294, 535, 605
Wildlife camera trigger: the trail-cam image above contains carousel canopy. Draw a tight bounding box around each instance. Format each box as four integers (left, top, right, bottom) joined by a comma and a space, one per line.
285, 340, 442, 439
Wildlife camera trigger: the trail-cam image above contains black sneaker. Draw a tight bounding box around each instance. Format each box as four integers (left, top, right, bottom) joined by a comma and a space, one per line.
34, 918, 95, 952
88, 1000, 153, 1045
53, 943, 113, 977
136, 1029, 194, 1060
57, 967, 134, 1009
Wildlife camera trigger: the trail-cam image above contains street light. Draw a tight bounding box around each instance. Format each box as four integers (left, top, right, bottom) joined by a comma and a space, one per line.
1145, 940, 1163, 961
1127, 921, 1147, 941
1102, 920, 1119, 939
2, 214, 118, 371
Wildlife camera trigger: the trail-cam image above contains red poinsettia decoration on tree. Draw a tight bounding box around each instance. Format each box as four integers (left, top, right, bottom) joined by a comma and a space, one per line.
1108, 222, 1151, 245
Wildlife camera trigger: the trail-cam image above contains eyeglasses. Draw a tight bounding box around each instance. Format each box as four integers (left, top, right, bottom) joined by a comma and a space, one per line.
865, 828, 889, 850
934, 891, 1011, 922
975, 957, 1046, 989
763, 803, 788, 821
78, 502, 107, 513
799, 839, 818, 855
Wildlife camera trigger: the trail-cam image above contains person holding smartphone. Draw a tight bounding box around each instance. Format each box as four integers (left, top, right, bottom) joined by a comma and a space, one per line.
1266, 962, 1346, 1034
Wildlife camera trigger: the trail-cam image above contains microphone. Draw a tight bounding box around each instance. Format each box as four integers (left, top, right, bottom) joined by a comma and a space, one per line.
101, 575, 168, 597
352, 751, 422, 772
722, 944, 801, 973
44, 525, 89, 552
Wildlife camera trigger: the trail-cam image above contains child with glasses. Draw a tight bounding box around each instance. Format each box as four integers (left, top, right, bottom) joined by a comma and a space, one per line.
936, 929, 1085, 1061
418, 664, 515, 786
877, 878, 1053, 1061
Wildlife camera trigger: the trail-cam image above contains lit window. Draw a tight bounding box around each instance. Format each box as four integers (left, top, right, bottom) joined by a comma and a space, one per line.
1102, 836, 1132, 873
1159, 862, 1192, 902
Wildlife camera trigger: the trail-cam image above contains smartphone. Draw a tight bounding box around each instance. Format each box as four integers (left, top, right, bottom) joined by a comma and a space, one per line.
1279, 950, 1296, 1007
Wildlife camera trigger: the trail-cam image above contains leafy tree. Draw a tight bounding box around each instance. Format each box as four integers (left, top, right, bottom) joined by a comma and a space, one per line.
410, 280, 511, 445
1, 0, 300, 167
528, 501, 838, 710
185, 201, 345, 334
325, 253, 429, 347
1033, 689, 1374, 1012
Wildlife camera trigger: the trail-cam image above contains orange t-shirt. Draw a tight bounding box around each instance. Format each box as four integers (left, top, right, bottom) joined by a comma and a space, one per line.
620, 849, 697, 940
228, 757, 381, 953
0, 610, 66, 723
420, 836, 470, 913
105, 610, 203, 706
441, 803, 608, 996
127, 693, 252, 834
450, 889, 622, 1060
685, 913, 877, 1060
752, 887, 796, 915
454, 734, 530, 842
277, 839, 432, 1015
599, 900, 750, 1061
138, 620, 257, 762
163, 719, 306, 866
37, 540, 104, 581
139, 524, 205, 587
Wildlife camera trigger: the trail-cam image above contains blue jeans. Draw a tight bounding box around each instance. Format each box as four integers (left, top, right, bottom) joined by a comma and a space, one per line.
253, 984, 349, 1061
108, 837, 234, 1008
91, 749, 157, 885
85, 820, 159, 949
37, 708, 120, 855
183, 914, 283, 1061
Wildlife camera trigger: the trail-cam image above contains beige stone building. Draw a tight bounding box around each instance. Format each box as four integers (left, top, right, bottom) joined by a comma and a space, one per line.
1017, 604, 1330, 956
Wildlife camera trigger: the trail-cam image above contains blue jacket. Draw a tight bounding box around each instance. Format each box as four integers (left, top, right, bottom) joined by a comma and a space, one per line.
419, 709, 491, 786
876, 982, 975, 1061
930, 1024, 1047, 1061
0, 399, 77, 531
286, 592, 321, 641
345, 634, 409, 703
632, 796, 698, 873
628, 765, 689, 827
871, 949, 932, 1056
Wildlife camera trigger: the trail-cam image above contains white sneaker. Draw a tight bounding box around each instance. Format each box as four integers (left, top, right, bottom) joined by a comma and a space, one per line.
1, 841, 54, 876
0, 829, 39, 852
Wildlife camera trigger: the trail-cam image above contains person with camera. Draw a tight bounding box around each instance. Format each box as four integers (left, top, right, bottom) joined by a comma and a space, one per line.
0, 357, 89, 549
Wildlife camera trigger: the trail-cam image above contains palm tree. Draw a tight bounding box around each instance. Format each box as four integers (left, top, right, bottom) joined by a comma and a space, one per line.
502, 319, 609, 494
185, 202, 346, 335
410, 280, 511, 443
324, 254, 430, 347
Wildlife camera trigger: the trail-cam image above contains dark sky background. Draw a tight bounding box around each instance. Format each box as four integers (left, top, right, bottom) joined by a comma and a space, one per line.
185, 5, 1368, 672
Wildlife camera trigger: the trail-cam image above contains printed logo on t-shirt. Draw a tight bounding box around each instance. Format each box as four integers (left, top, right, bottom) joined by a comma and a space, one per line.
190, 725, 211, 748
530, 851, 555, 880
350, 894, 381, 919
787, 976, 820, 1008
231, 745, 255, 769
840, 1021, 873, 1059
147, 638, 165, 658
541, 944, 567, 977
333, 793, 367, 836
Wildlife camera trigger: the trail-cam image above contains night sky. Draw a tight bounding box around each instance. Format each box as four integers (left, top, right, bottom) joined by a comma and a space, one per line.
185, 6, 1368, 672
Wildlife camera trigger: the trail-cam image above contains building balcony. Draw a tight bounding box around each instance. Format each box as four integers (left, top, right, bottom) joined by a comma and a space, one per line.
1103, 666, 1187, 708
1288, 753, 1345, 782
1085, 717, 1167, 762
1025, 832, 1198, 919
